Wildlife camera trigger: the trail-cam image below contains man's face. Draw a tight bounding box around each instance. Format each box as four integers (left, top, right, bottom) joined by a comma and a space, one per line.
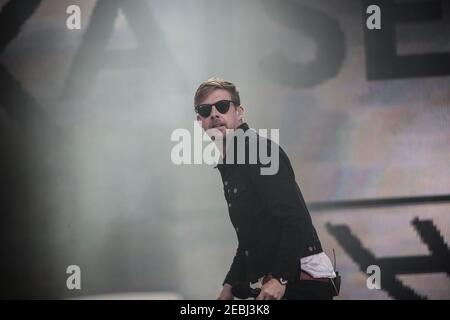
196, 89, 244, 138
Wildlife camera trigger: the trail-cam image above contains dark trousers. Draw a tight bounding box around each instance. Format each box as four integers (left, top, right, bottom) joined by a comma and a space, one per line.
283, 280, 335, 300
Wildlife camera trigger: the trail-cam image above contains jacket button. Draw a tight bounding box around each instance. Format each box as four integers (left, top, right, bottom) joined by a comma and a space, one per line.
308, 246, 313, 252
224, 181, 228, 186
236, 227, 239, 233
233, 188, 238, 194
228, 202, 232, 208
244, 250, 249, 256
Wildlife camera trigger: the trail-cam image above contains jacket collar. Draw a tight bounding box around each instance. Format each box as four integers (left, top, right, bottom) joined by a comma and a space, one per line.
236, 122, 250, 132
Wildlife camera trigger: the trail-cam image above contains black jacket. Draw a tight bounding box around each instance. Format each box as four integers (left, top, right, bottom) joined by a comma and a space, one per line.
217, 123, 323, 285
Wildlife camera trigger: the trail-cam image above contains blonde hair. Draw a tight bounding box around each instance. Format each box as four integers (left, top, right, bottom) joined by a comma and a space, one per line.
194, 77, 241, 108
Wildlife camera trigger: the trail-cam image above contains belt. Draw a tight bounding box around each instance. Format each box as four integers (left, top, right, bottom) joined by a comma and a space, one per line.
260, 271, 330, 285
299, 270, 330, 284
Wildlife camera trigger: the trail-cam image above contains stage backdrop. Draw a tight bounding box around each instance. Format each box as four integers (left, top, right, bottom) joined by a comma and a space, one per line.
0, 0, 449, 299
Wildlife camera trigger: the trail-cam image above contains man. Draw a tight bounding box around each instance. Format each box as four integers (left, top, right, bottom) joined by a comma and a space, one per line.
194, 78, 337, 300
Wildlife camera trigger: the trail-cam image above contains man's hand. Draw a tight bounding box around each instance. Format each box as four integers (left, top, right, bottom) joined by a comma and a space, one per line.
256, 278, 286, 300
217, 283, 234, 300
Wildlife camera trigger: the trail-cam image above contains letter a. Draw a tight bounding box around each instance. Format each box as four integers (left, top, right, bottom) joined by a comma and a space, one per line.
66, 5, 81, 30
366, 265, 381, 289
66, 265, 81, 290
366, 5, 381, 30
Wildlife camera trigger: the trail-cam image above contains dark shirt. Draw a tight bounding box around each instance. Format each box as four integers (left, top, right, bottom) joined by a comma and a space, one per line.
217, 123, 323, 285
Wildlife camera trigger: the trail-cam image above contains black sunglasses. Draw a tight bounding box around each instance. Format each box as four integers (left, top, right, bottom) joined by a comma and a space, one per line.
195, 100, 237, 118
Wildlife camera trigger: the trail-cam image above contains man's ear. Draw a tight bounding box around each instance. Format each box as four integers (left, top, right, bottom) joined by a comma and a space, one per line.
238, 105, 245, 120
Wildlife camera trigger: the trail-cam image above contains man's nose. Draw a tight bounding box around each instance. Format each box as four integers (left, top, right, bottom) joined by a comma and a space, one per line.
209, 105, 220, 118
